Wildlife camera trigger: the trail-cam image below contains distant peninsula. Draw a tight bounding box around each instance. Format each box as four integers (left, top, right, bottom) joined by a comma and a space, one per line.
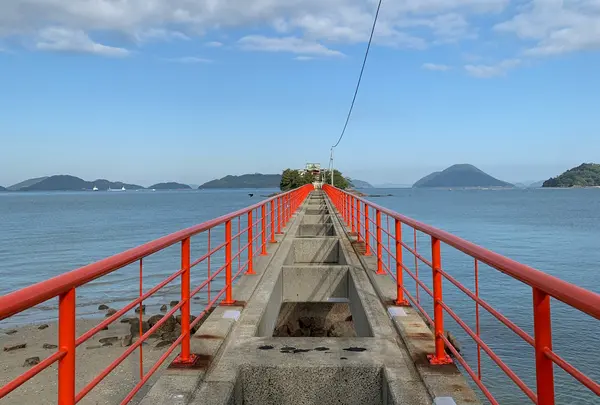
413, 164, 513, 188
149, 182, 192, 190
199, 174, 281, 189
542, 163, 600, 187
13, 175, 145, 191
0, 186, 6, 192
349, 179, 374, 189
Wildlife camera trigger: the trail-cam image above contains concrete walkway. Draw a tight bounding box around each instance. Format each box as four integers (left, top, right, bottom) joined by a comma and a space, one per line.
140, 191, 479, 405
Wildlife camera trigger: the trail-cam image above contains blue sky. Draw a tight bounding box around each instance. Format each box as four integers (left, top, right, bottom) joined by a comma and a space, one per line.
1, 0, 599, 187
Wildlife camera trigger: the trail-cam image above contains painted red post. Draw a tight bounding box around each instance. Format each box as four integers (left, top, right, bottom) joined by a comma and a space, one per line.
351, 197, 356, 234
347, 195, 351, 226
247, 211, 255, 275
180, 237, 191, 360
58, 288, 76, 405
223, 220, 234, 305
395, 219, 408, 305
376, 210, 384, 274
356, 200, 361, 241
365, 204, 371, 255
261, 204, 267, 255
429, 237, 452, 364
277, 197, 282, 234
270, 200, 276, 243
533, 288, 555, 404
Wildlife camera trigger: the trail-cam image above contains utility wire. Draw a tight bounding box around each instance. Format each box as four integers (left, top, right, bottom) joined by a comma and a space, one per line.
331, 0, 383, 149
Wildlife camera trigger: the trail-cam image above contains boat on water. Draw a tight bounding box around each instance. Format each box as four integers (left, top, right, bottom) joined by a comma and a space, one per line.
92, 186, 98, 191
108, 186, 126, 192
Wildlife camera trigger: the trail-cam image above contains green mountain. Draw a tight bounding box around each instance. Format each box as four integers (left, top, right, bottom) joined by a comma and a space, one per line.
349, 179, 374, 189
20, 175, 144, 191
542, 163, 600, 187
199, 174, 281, 189
413, 164, 513, 188
8, 176, 49, 191
150, 182, 192, 190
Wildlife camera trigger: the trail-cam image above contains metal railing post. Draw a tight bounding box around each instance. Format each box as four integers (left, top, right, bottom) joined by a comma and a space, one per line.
533, 288, 555, 404
376, 210, 384, 274
180, 237, 191, 360
365, 204, 371, 255
261, 204, 267, 255
270, 200, 276, 243
429, 237, 452, 364
277, 197, 282, 234
58, 288, 76, 405
357, 200, 361, 241
351, 197, 356, 234
223, 220, 234, 305
247, 211, 254, 274
395, 219, 408, 305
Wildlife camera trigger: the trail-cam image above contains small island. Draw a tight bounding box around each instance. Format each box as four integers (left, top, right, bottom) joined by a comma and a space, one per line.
149, 182, 192, 190
542, 163, 600, 187
199, 174, 282, 189
413, 164, 513, 188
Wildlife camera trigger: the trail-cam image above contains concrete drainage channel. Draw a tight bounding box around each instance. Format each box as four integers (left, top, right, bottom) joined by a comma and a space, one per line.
141, 191, 476, 405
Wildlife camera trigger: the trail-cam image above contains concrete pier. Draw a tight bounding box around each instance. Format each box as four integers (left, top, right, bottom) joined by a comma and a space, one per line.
140, 191, 480, 405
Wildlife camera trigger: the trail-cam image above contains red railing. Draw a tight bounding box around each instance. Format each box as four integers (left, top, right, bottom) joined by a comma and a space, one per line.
0, 184, 313, 404
323, 184, 600, 405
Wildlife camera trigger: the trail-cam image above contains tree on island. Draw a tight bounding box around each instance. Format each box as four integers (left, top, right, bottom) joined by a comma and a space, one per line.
321, 169, 351, 190
542, 163, 600, 187
280, 169, 314, 191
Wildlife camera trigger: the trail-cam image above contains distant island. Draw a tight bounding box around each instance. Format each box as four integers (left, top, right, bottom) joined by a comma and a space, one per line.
11, 175, 145, 191
542, 163, 600, 187
515, 180, 545, 189
149, 182, 192, 190
199, 174, 281, 189
8, 176, 49, 191
413, 164, 514, 188
0, 186, 6, 192
349, 179, 374, 189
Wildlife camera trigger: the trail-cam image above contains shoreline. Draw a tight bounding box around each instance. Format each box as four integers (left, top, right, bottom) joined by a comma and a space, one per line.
0, 307, 204, 404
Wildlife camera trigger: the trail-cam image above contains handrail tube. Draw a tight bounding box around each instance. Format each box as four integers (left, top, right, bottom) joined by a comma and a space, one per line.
323, 184, 600, 404
0, 187, 308, 320
439, 300, 537, 402
439, 268, 534, 346
323, 185, 600, 320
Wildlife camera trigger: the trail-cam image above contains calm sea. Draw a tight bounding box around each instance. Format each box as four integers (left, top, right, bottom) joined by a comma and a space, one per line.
0, 188, 598, 404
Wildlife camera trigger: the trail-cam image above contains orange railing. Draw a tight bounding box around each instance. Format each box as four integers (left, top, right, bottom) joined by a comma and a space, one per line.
0, 184, 313, 404
323, 184, 600, 405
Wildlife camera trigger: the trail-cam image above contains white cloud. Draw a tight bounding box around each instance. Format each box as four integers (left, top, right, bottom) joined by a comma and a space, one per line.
495, 0, 600, 56
238, 35, 344, 57
464, 58, 521, 78
0, 0, 512, 52
422, 62, 451, 71
166, 56, 212, 63
134, 28, 189, 43
36, 27, 129, 57
206, 41, 223, 47
294, 56, 315, 61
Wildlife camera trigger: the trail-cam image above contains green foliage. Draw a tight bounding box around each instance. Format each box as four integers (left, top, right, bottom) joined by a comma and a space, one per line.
322, 170, 351, 190
542, 163, 600, 187
280, 169, 314, 191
